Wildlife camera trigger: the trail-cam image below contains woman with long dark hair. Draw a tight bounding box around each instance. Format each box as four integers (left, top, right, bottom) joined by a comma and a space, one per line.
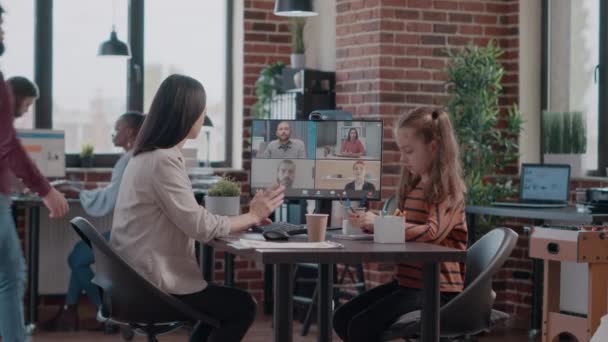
110, 74, 284, 342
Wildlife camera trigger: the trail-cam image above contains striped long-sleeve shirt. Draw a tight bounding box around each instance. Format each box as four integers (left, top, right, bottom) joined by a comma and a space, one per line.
396, 185, 468, 292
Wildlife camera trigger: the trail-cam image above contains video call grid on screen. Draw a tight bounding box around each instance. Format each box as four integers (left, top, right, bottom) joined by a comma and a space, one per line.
250, 119, 383, 200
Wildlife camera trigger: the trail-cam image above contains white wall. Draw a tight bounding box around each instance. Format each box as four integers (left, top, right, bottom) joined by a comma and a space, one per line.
518, 0, 542, 166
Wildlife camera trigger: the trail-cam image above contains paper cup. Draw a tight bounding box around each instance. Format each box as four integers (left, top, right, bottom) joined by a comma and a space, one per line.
306, 214, 329, 242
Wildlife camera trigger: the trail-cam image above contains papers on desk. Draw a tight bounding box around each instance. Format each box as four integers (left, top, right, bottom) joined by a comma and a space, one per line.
230, 239, 343, 250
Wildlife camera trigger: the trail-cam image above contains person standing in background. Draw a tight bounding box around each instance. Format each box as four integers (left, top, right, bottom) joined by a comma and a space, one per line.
0, 5, 70, 341
7, 76, 38, 119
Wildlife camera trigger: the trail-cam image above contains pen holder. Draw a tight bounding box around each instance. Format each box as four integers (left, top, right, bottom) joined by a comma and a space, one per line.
342, 219, 361, 235
373, 215, 405, 243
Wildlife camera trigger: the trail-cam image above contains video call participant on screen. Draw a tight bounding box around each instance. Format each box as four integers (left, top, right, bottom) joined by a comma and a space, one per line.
111, 74, 284, 342
7, 76, 38, 119
40, 112, 144, 333
0, 7, 70, 341
344, 161, 375, 192
260, 121, 306, 159
340, 127, 365, 157
276, 159, 296, 189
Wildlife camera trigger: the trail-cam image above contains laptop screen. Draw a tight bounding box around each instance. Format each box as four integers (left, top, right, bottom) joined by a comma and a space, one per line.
520, 164, 570, 202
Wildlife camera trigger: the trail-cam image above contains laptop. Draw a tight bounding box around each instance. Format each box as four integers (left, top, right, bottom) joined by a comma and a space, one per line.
492, 164, 571, 208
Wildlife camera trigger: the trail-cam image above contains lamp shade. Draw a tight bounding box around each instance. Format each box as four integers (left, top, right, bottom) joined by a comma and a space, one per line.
274, 0, 317, 17
203, 116, 213, 127
98, 30, 131, 57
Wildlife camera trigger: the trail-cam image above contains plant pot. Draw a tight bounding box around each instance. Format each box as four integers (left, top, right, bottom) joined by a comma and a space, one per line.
543, 153, 584, 178
205, 196, 240, 216
290, 53, 305, 69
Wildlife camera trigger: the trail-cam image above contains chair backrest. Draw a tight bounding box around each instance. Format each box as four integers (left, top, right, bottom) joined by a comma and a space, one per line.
437, 227, 518, 336
70, 217, 219, 328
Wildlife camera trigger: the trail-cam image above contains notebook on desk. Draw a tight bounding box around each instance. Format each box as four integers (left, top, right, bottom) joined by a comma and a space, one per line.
491, 164, 571, 208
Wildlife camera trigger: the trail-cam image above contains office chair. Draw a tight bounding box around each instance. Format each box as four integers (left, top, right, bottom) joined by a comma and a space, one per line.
382, 227, 517, 341
69, 217, 220, 342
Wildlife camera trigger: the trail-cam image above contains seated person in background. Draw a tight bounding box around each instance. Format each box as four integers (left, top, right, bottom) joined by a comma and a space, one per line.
276, 159, 296, 189
334, 108, 467, 342
110, 74, 284, 342
340, 127, 365, 157
344, 161, 376, 192
259, 121, 306, 159
40, 111, 145, 332
7, 76, 38, 119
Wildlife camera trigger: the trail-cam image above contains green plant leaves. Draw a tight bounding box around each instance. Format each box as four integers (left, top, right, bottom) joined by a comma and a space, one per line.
253, 62, 286, 119
446, 41, 523, 213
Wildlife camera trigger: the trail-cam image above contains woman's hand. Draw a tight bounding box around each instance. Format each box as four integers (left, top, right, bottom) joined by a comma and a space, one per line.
348, 210, 377, 232
248, 184, 285, 225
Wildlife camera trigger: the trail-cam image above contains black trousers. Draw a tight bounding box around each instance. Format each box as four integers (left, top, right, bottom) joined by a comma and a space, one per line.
174, 283, 257, 342
333, 280, 456, 342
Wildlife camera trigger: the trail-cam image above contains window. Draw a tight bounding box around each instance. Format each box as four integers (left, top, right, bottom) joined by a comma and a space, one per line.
2, 0, 35, 129
144, 1, 227, 164
543, 0, 608, 176
24, 0, 233, 166
53, 0, 128, 154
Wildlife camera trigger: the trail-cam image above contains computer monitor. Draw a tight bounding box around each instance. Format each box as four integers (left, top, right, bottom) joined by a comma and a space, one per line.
16, 129, 66, 178
250, 119, 383, 200
520, 163, 570, 203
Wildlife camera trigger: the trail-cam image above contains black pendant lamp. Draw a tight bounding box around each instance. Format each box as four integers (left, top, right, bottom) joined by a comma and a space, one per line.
274, 0, 318, 17
98, 26, 131, 57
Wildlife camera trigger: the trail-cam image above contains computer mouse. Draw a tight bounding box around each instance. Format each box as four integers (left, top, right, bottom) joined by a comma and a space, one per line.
262, 230, 290, 241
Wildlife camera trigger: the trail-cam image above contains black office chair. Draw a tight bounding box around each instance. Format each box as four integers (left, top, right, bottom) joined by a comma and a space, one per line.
382, 227, 517, 341
69, 217, 220, 342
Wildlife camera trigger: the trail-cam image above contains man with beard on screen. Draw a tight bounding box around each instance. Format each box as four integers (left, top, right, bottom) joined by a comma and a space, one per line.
276, 159, 296, 189
260, 121, 306, 159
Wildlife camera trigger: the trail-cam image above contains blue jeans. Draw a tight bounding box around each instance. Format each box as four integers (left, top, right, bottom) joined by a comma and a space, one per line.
65, 231, 110, 307
0, 194, 27, 342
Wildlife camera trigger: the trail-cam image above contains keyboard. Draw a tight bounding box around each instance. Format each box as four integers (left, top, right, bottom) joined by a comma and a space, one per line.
251, 222, 342, 236
251, 222, 308, 236
491, 201, 568, 208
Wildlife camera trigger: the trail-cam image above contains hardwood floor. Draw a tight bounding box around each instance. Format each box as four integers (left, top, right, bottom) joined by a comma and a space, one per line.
28, 313, 531, 341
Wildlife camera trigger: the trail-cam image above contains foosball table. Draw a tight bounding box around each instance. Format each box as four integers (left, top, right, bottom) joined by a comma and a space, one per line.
530, 225, 608, 341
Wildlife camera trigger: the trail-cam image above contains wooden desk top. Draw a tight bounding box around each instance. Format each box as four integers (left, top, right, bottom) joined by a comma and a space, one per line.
208, 234, 466, 264
465, 205, 608, 223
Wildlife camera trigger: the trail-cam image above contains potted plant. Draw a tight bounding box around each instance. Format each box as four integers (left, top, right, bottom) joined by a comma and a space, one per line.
80, 143, 94, 168
446, 41, 524, 238
289, 18, 306, 68
253, 62, 285, 119
205, 176, 241, 216
543, 111, 587, 177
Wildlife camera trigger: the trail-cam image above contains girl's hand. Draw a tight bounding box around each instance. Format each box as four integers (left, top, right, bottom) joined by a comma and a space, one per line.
348, 210, 377, 232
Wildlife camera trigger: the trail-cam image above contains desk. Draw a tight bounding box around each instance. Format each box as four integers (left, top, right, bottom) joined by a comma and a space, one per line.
206, 235, 466, 342
465, 205, 608, 340
11, 196, 81, 328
